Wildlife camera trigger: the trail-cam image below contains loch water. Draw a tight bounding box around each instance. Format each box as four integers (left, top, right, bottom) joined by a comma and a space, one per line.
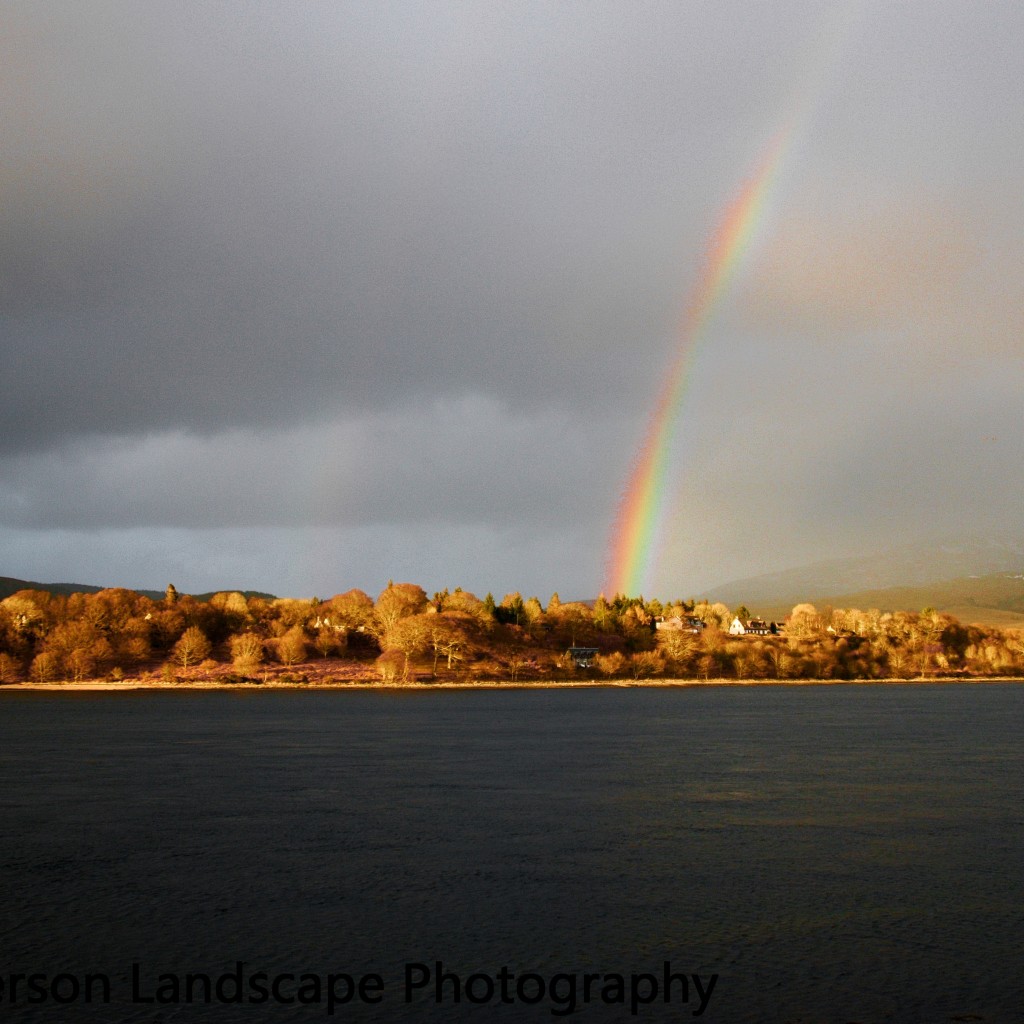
1, 683, 1021, 1023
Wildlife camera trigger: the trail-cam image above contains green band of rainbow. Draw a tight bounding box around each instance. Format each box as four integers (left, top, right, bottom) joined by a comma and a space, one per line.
605, 126, 794, 597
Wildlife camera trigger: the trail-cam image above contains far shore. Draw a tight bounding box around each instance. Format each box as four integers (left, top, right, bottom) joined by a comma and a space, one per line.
3, 676, 1021, 692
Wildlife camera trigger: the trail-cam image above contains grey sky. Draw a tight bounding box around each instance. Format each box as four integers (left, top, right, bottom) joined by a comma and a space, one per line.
2, 1, 1022, 599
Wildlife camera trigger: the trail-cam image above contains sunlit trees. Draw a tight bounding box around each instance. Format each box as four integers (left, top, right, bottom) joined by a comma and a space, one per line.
442, 590, 492, 630
505, 653, 535, 682
313, 626, 340, 659
375, 650, 404, 682
591, 595, 614, 632
427, 614, 473, 673
1002, 630, 1024, 666
210, 591, 251, 634
372, 582, 428, 646
523, 597, 544, 627
383, 613, 433, 679
656, 628, 697, 672
497, 593, 527, 626
30, 651, 59, 683
765, 641, 793, 679
230, 632, 264, 674
594, 651, 626, 679
619, 604, 653, 647
276, 625, 308, 666
5, 570, 1024, 687
271, 598, 316, 630
0, 651, 20, 683
692, 600, 731, 630
909, 607, 946, 676
549, 601, 595, 648
173, 626, 211, 671
788, 603, 825, 638
629, 650, 665, 679
1, 593, 47, 641
324, 589, 374, 638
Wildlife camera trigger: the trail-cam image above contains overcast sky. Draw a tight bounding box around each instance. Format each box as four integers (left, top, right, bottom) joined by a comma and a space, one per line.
2, 1, 1022, 600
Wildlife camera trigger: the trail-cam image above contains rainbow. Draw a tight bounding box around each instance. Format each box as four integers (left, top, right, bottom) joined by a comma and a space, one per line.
605, 125, 796, 597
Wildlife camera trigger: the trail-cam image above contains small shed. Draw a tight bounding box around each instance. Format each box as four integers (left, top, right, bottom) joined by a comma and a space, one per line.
567, 647, 599, 668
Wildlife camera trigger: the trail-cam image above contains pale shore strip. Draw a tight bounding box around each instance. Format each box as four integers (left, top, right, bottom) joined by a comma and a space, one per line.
4, 676, 1021, 692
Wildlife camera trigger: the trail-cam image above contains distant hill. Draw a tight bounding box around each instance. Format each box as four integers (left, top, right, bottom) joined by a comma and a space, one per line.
0, 576, 149, 601
0, 576, 275, 603
702, 536, 1024, 612
741, 574, 1024, 630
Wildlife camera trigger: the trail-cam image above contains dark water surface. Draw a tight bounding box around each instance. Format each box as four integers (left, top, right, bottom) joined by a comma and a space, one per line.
1, 684, 1021, 1023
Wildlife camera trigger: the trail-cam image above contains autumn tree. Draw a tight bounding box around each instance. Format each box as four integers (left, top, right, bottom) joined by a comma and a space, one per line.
210, 591, 251, 634
1, 594, 47, 642
313, 626, 341, 659
788, 603, 824, 638
657, 628, 697, 672
30, 651, 59, 683
427, 614, 472, 673
523, 597, 544, 626
703, 602, 732, 630
629, 650, 665, 679
1002, 630, 1024, 666
592, 595, 614, 632
442, 590, 492, 629
0, 652, 20, 683
497, 593, 527, 626
148, 606, 187, 654
324, 589, 375, 639
173, 626, 211, 670
277, 625, 308, 666
594, 651, 627, 679
66, 647, 98, 683
619, 604, 654, 648
371, 583, 427, 642
271, 598, 316, 630
117, 621, 152, 666
375, 650, 404, 683
909, 607, 946, 676
551, 602, 595, 647
384, 613, 433, 679
230, 632, 264, 674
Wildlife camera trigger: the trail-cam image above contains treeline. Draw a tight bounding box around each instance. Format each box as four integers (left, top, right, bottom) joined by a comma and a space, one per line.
1, 583, 1022, 685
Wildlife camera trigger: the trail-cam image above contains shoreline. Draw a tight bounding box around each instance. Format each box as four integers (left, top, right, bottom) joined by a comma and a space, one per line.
3, 676, 1021, 692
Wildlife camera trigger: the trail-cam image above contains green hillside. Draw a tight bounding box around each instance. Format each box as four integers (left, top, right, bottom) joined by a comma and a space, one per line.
757, 573, 1024, 629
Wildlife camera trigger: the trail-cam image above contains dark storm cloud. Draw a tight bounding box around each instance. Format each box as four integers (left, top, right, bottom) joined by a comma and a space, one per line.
0, 396, 610, 531
3, 1, 1024, 596
1, 1, 810, 453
